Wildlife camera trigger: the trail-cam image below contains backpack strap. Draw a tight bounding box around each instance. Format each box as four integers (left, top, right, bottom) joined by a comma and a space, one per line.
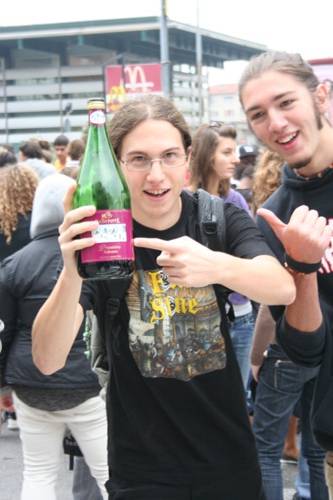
190, 188, 234, 321
194, 188, 226, 252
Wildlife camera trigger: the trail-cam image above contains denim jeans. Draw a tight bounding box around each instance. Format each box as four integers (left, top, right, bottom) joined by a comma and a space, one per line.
296, 451, 311, 499
229, 311, 254, 388
253, 345, 328, 500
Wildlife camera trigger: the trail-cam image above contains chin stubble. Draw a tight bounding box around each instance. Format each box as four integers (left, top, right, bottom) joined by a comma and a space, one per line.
289, 157, 313, 170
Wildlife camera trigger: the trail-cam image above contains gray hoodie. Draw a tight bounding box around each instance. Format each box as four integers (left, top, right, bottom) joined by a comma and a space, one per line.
30, 173, 75, 238
25, 157, 57, 180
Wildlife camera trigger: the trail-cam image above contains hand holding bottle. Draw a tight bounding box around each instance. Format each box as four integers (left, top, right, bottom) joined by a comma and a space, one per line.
58, 183, 98, 277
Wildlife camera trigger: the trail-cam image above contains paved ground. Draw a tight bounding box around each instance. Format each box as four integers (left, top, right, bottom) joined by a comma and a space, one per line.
1, 419, 297, 500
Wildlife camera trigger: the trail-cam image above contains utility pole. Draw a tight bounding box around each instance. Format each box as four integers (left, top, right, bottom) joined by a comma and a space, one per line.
0, 59, 9, 143
160, 0, 170, 98
196, 0, 203, 123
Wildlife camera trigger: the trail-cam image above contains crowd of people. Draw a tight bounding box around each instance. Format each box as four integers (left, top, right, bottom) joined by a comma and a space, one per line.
1, 50, 333, 500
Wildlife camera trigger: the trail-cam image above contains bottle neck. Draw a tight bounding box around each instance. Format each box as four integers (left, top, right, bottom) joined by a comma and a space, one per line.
88, 108, 106, 127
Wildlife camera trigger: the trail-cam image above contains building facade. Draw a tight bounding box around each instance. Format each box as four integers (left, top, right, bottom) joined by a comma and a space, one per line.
0, 17, 266, 145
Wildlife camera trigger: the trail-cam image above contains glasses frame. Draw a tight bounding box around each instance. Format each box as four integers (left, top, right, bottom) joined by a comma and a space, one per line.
120, 153, 188, 172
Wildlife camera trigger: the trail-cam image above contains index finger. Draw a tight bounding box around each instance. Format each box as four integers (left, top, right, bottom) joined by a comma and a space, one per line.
134, 237, 176, 253
288, 205, 310, 224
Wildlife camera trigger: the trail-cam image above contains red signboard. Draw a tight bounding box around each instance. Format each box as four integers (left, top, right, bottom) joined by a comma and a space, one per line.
105, 63, 162, 113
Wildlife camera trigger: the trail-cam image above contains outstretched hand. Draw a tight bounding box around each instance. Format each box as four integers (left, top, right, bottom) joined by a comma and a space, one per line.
257, 205, 332, 264
134, 236, 216, 288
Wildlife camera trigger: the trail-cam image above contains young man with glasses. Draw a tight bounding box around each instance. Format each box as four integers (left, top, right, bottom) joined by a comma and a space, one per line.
32, 95, 295, 500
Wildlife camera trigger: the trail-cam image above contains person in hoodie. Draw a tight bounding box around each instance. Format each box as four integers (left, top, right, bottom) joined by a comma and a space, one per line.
0, 174, 108, 500
19, 139, 56, 179
239, 51, 333, 499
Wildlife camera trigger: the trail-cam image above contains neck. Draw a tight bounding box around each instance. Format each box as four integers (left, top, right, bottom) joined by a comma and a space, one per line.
206, 175, 220, 196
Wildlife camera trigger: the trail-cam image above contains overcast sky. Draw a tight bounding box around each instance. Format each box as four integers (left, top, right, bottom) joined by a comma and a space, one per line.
1, 0, 332, 83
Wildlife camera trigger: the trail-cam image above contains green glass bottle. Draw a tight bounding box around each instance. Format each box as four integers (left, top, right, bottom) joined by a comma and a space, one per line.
73, 98, 134, 280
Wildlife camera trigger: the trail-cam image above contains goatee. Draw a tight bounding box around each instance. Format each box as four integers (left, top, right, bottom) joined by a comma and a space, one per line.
289, 157, 312, 170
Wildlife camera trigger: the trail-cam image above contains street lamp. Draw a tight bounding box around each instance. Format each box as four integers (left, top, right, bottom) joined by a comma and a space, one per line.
63, 102, 72, 133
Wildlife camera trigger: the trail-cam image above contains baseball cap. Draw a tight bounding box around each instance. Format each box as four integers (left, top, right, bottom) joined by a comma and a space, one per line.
238, 145, 258, 158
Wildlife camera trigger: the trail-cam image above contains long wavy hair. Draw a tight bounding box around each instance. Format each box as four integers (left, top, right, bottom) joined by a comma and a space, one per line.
190, 123, 237, 197
252, 150, 284, 212
0, 164, 39, 243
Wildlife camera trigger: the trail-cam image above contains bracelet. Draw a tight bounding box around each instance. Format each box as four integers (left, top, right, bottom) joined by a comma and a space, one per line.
284, 253, 321, 274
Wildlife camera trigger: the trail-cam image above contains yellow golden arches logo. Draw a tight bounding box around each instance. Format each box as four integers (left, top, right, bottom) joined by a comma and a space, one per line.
107, 84, 126, 113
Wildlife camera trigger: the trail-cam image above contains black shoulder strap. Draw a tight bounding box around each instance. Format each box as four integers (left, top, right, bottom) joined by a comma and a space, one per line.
194, 188, 226, 252
191, 189, 234, 320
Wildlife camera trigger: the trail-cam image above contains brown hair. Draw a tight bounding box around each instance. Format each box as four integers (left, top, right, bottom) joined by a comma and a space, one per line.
190, 123, 237, 197
0, 164, 39, 243
252, 149, 284, 213
0, 147, 17, 168
239, 51, 319, 106
68, 139, 85, 161
108, 95, 192, 157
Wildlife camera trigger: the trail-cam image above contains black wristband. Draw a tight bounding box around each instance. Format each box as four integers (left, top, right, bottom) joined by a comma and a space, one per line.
284, 253, 321, 274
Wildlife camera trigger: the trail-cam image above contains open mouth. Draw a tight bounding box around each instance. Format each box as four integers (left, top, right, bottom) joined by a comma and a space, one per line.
143, 188, 170, 198
276, 131, 298, 146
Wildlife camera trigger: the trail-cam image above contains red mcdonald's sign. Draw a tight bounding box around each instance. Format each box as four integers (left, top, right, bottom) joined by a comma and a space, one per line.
105, 63, 162, 113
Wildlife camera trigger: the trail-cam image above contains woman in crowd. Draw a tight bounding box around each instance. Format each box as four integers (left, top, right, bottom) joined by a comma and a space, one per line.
0, 163, 39, 260
0, 174, 108, 500
189, 123, 255, 388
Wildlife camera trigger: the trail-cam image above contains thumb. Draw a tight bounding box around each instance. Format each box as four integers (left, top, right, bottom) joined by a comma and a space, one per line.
257, 208, 286, 240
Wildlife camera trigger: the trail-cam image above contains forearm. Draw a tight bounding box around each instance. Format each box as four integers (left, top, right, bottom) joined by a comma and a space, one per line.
251, 304, 276, 365
32, 268, 84, 375
212, 253, 296, 305
285, 273, 322, 332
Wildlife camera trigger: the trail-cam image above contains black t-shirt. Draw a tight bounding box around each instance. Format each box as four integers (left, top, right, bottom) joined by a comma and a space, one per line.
81, 192, 272, 497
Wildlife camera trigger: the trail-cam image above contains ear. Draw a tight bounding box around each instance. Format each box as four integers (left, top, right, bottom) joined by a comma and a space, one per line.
314, 83, 330, 113
183, 147, 192, 187
186, 145, 192, 162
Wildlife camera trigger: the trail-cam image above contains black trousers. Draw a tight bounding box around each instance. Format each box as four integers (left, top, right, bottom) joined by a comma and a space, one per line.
106, 475, 266, 500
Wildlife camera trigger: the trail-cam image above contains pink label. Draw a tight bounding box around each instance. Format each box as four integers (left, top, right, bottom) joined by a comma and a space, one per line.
81, 209, 134, 263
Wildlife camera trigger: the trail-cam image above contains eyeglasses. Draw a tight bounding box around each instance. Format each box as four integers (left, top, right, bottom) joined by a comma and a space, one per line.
120, 152, 188, 172
208, 121, 226, 128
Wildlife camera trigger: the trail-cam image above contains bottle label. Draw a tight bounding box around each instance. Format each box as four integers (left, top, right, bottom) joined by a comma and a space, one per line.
89, 110, 106, 126
81, 209, 134, 263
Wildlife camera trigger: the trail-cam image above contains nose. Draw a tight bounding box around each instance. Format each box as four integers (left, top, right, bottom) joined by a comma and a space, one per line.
146, 160, 166, 182
268, 109, 288, 134
232, 153, 239, 164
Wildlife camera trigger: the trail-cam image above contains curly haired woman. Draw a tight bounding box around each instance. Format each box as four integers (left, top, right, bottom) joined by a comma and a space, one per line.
0, 164, 39, 260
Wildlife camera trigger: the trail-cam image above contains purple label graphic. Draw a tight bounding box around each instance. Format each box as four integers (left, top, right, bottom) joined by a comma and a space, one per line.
81, 209, 134, 263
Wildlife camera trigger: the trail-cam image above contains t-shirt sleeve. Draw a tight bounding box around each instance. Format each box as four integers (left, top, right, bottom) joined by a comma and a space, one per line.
276, 316, 326, 367
224, 203, 274, 259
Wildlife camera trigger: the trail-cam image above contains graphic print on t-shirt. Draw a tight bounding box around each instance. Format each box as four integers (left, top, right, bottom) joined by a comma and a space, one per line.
126, 269, 226, 381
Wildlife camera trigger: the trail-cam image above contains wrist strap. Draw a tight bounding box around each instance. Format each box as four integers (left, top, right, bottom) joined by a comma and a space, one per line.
284, 253, 321, 274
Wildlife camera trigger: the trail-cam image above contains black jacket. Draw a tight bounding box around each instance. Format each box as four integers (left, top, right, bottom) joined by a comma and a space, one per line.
0, 213, 32, 261
258, 165, 333, 451
0, 229, 99, 390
